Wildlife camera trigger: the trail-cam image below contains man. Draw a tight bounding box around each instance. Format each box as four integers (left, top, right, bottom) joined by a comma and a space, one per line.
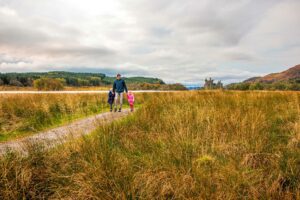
113, 73, 128, 112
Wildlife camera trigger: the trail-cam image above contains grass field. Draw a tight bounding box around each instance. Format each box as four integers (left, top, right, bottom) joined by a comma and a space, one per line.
0, 86, 110, 91
0, 93, 146, 142
0, 91, 299, 199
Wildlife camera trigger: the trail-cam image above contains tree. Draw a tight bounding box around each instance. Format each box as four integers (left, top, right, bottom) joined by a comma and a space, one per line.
9, 79, 23, 87
34, 78, 65, 91
249, 82, 264, 90
272, 82, 287, 90
287, 83, 300, 91
228, 82, 250, 90
90, 77, 102, 86
78, 79, 89, 86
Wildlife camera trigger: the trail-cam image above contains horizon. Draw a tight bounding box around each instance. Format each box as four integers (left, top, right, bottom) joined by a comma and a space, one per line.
0, 69, 247, 86
1, 63, 298, 86
0, 0, 299, 84
0, 69, 218, 85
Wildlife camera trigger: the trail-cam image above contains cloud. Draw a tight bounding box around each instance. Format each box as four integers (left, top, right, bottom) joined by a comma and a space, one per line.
0, 54, 31, 65
0, 0, 299, 84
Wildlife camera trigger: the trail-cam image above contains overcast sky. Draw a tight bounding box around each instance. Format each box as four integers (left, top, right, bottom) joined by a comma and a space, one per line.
0, 0, 299, 84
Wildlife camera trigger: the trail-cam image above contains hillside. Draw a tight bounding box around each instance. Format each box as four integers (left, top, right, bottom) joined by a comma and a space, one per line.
244, 64, 300, 83
227, 64, 300, 91
0, 71, 165, 87
102, 76, 164, 84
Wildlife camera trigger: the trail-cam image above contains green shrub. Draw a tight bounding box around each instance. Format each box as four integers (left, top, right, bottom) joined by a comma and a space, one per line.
34, 78, 65, 91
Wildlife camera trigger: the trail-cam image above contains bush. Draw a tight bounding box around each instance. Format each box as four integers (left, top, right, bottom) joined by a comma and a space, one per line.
249, 82, 264, 90
90, 77, 102, 86
9, 79, 23, 87
227, 82, 250, 90
128, 83, 187, 90
288, 83, 300, 91
271, 82, 287, 90
34, 78, 65, 91
228, 81, 300, 91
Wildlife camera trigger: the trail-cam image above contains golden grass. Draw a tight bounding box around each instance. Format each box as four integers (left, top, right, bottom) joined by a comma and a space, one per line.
0, 93, 147, 141
0, 93, 107, 141
0, 91, 299, 199
0, 86, 110, 91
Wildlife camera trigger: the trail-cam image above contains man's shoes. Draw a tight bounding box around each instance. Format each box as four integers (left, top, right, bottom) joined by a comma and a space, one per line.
114, 108, 117, 112
118, 109, 122, 112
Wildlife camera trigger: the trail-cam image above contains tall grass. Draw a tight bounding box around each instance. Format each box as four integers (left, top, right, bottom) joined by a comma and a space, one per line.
0, 91, 299, 199
0, 93, 147, 141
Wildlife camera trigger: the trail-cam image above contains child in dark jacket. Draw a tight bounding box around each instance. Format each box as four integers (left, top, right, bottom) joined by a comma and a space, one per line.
107, 88, 115, 112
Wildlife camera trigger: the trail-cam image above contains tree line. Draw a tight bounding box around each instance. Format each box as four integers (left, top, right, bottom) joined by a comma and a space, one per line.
0, 71, 167, 90
226, 79, 300, 91
0, 72, 106, 87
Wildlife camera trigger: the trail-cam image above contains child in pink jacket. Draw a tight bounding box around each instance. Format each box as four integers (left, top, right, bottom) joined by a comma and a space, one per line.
127, 91, 135, 112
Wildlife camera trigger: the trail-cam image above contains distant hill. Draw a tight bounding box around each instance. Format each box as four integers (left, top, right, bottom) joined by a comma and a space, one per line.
244, 64, 300, 83
227, 64, 300, 91
243, 77, 261, 83
0, 71, 165, 87
103, 76, 165, 84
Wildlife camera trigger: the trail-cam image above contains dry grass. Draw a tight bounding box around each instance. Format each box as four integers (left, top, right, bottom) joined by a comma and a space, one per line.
0, 93, 107, 141
0, 91, 299, 199
0, 93, 146, 141
0, 86, 110, 91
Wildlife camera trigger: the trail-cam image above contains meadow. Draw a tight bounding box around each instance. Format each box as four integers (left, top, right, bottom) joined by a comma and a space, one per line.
0, 86, 110, 91
0, 91, 299, 199
0, 93, 146, 142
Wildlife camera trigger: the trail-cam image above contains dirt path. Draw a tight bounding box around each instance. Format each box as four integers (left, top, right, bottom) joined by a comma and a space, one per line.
0, 110, 131, 155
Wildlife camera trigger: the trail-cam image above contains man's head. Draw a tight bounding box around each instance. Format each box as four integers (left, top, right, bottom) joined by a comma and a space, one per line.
116, 74, 121, 80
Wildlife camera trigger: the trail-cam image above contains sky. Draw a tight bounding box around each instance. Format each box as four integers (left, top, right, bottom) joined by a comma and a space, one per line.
0, 0, 299, 84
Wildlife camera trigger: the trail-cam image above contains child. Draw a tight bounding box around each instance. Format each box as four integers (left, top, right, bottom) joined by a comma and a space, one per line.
107, 88, 115, 112
127, 91, 135, 112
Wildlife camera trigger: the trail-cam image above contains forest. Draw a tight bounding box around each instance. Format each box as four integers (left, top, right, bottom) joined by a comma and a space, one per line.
0, 71, 165, 87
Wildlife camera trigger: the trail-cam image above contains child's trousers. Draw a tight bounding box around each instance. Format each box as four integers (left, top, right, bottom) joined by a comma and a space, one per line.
130, 104, 134, 112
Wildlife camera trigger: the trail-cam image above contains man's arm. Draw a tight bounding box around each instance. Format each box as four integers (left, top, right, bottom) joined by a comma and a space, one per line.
123, 80, 128, 93
113, 81, 116, 93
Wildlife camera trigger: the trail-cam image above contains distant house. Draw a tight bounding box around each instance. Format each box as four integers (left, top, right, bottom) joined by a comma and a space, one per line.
204, 78, 223, 89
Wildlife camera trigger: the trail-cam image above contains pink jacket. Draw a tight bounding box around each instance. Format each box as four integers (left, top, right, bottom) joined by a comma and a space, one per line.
127, 93, 135, 104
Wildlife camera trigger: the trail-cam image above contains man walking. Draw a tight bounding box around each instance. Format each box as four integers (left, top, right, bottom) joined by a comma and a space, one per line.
113, 74, 128, 112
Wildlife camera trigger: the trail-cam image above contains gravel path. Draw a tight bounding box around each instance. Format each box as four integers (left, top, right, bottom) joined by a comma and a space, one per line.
0, 110, 131, 155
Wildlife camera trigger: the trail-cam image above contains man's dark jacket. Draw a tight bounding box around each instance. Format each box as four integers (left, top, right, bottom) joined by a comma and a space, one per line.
113, 79, 128, 93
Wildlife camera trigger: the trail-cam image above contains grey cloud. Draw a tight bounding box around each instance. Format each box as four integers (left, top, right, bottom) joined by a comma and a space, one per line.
45, 46, 116, 58
122, 0, 280, 46
67, 66, 151, 77
223, 52, 255, 61
0, 0, 299, 84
